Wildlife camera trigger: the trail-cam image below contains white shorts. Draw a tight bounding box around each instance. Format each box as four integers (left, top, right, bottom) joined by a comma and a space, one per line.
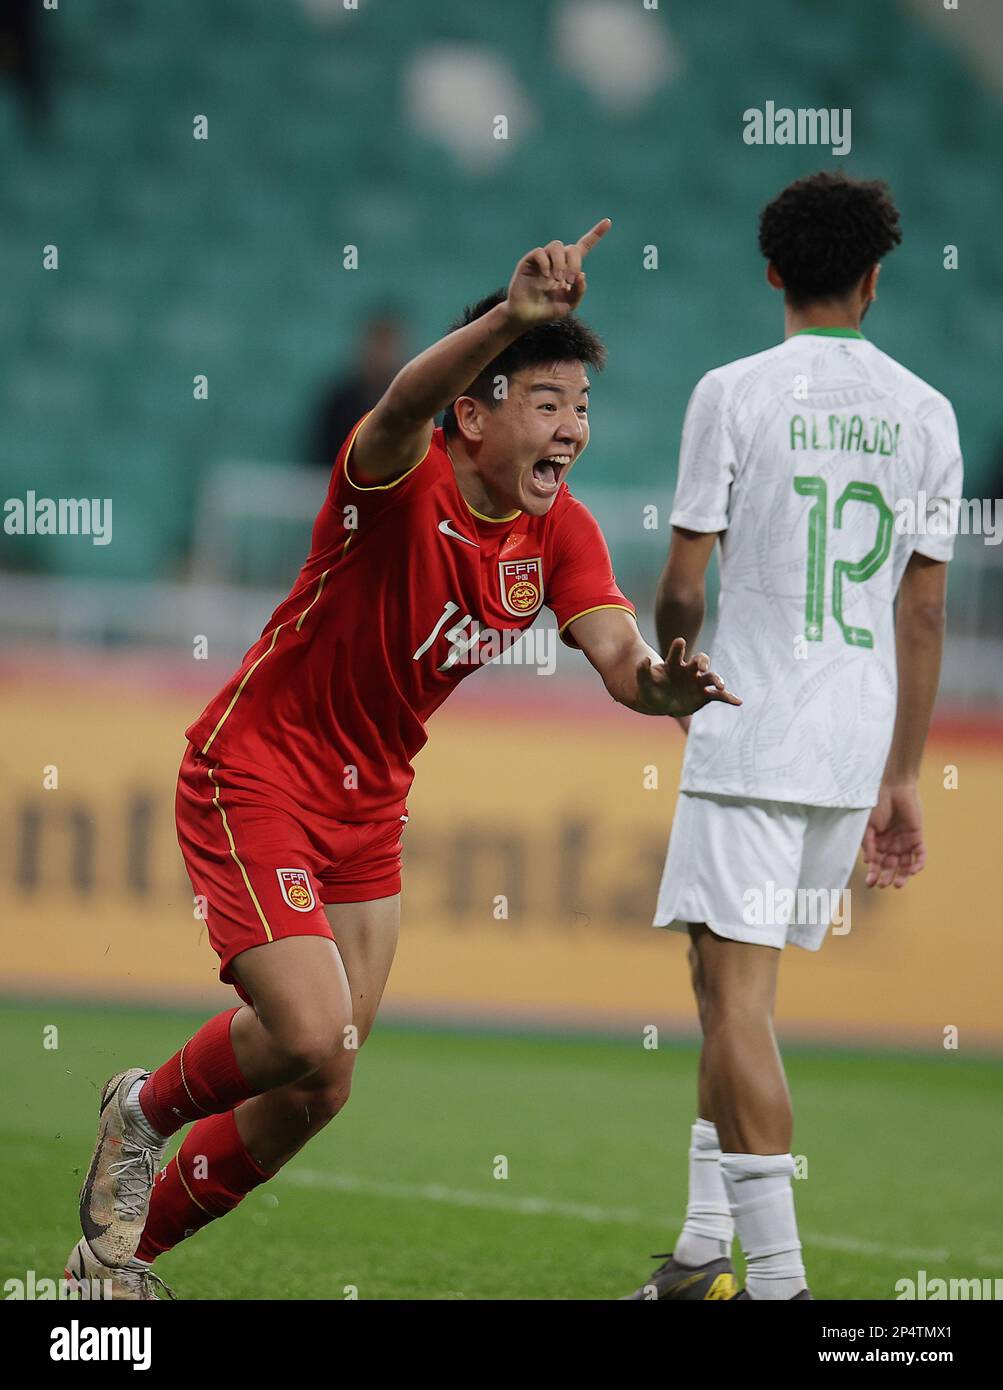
653, 791, 871, 952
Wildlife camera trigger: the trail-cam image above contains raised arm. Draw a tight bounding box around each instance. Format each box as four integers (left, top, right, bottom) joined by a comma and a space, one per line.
351, 219, 613, 483
863, 551, 948, 888
567, 607, 740, 717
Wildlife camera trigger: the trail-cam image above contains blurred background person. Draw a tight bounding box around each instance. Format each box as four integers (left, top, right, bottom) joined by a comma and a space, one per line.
0, 0, 49, 127
305, 307, 408, 467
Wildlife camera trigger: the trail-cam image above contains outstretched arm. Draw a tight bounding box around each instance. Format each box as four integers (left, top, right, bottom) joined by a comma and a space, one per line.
567, 608, 741, 717
863, 552, 948, 889
350, 219, 613, 483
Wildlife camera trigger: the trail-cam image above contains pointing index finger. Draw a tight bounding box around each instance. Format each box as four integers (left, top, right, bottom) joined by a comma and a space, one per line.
575, 217, 612, 258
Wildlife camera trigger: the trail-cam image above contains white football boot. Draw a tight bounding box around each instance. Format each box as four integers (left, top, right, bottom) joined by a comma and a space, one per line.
78, 1068, 167, 1266
64, 1238, 176, 1301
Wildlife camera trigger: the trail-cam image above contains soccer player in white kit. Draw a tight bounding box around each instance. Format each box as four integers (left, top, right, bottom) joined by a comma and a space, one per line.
623, 173, 964, 1301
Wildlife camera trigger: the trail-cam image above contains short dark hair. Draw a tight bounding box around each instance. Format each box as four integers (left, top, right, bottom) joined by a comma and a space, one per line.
758, 171, 902, 306
441, 290, 606, 438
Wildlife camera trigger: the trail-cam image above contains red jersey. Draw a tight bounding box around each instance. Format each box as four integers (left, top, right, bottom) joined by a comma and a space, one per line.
185, 413, 635, 821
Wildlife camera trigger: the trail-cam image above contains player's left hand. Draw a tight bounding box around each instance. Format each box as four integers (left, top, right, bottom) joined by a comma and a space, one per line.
863, 784, 926, 888
636, 639, 741, 717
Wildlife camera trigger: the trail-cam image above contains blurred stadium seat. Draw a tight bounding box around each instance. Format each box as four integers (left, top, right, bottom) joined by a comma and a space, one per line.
2, 0, 1000, 577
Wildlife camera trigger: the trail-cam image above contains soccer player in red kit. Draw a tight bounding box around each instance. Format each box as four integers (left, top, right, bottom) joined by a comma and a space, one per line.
68, 220, 740, 1298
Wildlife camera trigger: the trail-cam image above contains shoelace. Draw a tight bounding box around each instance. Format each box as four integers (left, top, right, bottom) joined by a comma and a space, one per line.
120, 1262, 178, 1301
108, 1139, 160, 1221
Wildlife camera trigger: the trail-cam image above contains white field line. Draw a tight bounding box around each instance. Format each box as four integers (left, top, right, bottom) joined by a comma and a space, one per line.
280, 1168, 1001, 1269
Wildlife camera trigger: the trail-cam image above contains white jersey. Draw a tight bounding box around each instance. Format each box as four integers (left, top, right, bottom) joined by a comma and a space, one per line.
672, 329, 964, 808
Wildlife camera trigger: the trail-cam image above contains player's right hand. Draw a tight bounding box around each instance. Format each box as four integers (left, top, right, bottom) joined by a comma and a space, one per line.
505, 219, 612, 326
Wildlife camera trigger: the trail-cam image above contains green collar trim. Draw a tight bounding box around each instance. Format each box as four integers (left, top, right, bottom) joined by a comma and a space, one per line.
792, 326, 866, 340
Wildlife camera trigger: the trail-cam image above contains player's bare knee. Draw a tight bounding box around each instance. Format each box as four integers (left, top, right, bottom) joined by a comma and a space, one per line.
266, 1018, 347, 1078
304, 1079, 352, 1128
701, 996, 770, 1036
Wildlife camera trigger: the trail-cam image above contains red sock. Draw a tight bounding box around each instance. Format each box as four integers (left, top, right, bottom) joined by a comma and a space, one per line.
137, 1109, 271, 1262
139, 1008, 256, 1138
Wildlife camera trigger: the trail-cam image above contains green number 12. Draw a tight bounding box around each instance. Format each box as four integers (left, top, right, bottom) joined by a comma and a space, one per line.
793, 477, 893, 648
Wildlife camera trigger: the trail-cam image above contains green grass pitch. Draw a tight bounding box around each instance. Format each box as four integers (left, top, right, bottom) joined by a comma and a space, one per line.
2, 1001, 1000, 1300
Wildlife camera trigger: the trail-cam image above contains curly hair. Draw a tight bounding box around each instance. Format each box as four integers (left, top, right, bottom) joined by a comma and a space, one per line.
758, 172, 902, 306
441, 290, 606, 438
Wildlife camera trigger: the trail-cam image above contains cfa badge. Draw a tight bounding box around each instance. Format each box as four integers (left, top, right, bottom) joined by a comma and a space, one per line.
499, 557, 544, 616
276, 868, 316, 913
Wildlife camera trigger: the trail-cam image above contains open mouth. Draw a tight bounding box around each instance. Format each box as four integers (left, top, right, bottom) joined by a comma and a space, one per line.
529, 454, 572, 496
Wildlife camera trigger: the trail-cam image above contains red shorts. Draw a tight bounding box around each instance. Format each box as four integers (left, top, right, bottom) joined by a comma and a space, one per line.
175, 742, 407, 1003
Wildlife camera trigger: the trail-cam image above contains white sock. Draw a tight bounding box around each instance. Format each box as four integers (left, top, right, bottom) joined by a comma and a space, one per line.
719, 1152, 807, 1299
123, 1076, 167, 1148
674, 1118, 735, 1266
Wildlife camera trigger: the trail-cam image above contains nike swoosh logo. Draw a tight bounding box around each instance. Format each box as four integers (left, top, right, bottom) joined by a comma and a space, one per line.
671, 1272, 707, 1294
79, 1146, 111, 1241
438, 519, 479, 548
